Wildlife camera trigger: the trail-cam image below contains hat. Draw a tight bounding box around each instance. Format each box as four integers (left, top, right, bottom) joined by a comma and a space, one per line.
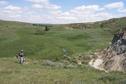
21, 50, 24, 52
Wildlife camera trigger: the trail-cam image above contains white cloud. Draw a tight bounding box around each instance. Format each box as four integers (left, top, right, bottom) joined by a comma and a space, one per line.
0, 4, 25, 22
27, 0, 48, 3
105, 1, 124, 9
52, 5, 107, 23
27, 0, 61, 10
71, 5, 99, 15
119, 9, 126, 13
0, 0, 8, 5
3, 5, 23, 14
68, 5, 103, 16
0, 1, 126, 24
32, 4, 43, 8
104, 1, 126, 14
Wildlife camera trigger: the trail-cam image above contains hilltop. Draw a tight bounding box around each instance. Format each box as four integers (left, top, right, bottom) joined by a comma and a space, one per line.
65, 17, 126, 30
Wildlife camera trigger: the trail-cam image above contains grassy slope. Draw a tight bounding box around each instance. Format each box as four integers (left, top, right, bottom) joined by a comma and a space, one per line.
0, 21, 112, 59
0, 58, 126, 84
0, 18, 126, 84
66, 17, 126, 30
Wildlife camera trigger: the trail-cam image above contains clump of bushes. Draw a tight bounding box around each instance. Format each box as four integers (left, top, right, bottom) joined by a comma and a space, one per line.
35, 26, 50, 35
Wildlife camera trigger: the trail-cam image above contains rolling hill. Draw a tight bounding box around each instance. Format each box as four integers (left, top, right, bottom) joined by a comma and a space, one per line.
65, 17, 126, 30
0, 17, 126, 84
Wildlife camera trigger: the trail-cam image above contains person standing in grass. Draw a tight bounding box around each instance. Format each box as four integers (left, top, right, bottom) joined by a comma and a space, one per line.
17, 50, 25, 64
63, 48, 67, 58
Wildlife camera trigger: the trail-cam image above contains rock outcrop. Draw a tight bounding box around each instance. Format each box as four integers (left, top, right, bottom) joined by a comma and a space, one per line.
89, 31, 126, 72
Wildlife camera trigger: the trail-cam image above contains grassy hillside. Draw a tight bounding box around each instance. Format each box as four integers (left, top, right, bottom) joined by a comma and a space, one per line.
0, 17, 126, 84
0, 57, 126, 84
0, 20, 114, 60
66, 17, 126, 30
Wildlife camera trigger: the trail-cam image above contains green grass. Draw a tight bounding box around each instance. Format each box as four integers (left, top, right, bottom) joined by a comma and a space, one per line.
0, 20, 125, 84
0, 22, 113, 60
0, 58, 126, 84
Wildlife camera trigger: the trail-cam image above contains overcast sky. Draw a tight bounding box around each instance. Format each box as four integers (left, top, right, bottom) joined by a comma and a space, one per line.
0, 0, 126, 24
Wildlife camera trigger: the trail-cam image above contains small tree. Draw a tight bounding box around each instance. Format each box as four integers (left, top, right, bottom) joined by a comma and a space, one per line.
45, 26, 49, 31
100, 23, 104, 28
